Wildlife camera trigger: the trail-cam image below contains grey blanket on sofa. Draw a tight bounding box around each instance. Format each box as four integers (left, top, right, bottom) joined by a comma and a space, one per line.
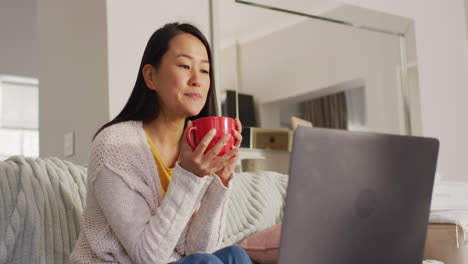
0, 156, 287, 264
0, 157, 87, 264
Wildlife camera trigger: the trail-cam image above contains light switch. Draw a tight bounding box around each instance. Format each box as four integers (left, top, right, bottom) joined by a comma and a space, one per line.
64, 132, 75, 157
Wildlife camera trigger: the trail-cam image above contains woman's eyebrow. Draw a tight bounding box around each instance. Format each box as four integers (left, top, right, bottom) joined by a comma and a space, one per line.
176, 54, 209, 64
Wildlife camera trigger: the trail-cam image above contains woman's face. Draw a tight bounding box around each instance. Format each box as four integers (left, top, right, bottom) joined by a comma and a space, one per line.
152, 33, 211, 119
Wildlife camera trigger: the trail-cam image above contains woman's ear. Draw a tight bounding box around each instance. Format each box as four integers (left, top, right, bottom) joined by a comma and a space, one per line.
142, 64, 158, 92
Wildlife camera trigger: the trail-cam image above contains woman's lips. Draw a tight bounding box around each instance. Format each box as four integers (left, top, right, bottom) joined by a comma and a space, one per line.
185, 93, 201, 99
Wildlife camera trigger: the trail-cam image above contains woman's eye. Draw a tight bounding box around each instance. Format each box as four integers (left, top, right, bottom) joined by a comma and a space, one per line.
179, 64, 190, 69
201, 69, 209, 74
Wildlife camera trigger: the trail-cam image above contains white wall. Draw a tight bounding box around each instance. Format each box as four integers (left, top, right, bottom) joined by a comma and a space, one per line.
106, 0, 211, 119
36, 0, 211, 165
219, 44, 238, 94
465, 0, 468, 44
37, 0, 109, 165
340, 0, 468, 181
0, 0, 36, 78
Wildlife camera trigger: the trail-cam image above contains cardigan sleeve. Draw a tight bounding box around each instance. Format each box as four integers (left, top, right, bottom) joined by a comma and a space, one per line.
185, 174, 233, 254
93, 163, 212, 264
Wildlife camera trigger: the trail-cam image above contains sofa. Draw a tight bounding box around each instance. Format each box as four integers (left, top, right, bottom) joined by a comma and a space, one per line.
0, 156, 287, 264
1, 156, 467, 264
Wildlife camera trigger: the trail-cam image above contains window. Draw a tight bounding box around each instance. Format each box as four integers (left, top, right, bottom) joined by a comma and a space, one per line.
0, 75, 39, 160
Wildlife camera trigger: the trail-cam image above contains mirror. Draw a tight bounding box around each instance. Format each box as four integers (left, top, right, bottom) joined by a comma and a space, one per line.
212, 0, 421, 145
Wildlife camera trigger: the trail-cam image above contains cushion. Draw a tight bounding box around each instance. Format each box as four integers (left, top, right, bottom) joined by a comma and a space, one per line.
222, 171, 287, 246
236, 224, 282, 264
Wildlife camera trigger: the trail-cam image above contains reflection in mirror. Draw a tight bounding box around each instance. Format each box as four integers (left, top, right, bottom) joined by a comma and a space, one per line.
261, 79, 368, 131
216, 0, 419, 134
275, 85, 366, 131
213, 0, 421, 173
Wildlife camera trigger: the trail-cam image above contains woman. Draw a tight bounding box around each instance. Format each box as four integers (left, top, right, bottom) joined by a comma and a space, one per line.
69, 22, 251, 264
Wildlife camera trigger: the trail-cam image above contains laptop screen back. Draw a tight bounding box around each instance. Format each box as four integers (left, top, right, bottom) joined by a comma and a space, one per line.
278, 127, 439, 264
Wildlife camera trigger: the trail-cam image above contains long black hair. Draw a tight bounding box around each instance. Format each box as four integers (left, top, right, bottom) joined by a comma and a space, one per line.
94, 22, 218, 140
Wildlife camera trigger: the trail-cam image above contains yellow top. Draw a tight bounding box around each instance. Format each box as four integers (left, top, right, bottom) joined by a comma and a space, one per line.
144, 132, 174, 197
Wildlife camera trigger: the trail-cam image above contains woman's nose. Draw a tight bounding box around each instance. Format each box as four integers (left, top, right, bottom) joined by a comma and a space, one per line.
190, 79, 200, 87
189, 71, 201, 87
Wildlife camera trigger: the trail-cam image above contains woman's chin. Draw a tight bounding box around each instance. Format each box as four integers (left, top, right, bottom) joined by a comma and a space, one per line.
183, 108, 203, 118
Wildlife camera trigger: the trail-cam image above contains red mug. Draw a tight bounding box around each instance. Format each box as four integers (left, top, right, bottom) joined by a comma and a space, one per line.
185, 116, 236, 156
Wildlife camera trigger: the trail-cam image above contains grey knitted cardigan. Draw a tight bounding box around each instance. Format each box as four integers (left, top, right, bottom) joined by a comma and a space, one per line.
69, 121, 231, 264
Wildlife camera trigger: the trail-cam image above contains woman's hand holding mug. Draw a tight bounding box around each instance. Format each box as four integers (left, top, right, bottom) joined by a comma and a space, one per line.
179, 117, 243, 186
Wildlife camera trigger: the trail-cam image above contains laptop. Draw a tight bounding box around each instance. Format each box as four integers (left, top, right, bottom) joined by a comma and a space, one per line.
278, 126, 439, 264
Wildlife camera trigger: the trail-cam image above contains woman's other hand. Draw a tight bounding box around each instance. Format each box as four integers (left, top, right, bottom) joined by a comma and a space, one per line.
179, 120, 240, 182
215, 118, 242, 186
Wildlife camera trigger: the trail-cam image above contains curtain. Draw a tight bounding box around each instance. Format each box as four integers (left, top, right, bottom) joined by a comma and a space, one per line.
302, 91, 348, 129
